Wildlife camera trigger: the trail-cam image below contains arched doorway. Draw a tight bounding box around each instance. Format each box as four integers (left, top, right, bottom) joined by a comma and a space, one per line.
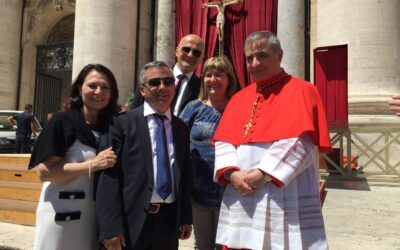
34, 14, 74, 125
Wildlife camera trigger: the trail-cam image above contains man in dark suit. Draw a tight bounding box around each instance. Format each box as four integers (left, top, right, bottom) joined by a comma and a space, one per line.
132, 34, 205, 116
97, 61, 192, 250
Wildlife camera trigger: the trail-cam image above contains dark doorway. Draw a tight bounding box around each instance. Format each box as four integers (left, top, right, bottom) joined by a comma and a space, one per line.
34, 73, 62, 126
35, 42, 73, 125
34, 14, 75, 125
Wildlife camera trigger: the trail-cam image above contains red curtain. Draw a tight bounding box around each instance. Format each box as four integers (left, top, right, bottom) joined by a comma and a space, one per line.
314, 45, 348, 128
175, 0, 218, 76
175, 0, 277, 87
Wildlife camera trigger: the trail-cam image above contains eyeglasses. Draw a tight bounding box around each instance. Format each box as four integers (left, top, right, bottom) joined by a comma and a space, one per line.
144, 77, 175, 88
181, 46, 202, 58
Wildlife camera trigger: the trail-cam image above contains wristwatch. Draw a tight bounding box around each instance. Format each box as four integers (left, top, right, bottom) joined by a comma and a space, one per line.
262, 172, 272, 182
224, 169, 237, 181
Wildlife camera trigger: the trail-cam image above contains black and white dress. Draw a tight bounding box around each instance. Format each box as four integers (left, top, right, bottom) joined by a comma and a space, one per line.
29, 108, 109, 250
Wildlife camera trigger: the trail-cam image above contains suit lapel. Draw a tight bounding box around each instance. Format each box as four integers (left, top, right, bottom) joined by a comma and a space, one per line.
179, 77, 194, 109
171, 116, 182, 188
134, 107, 154, 184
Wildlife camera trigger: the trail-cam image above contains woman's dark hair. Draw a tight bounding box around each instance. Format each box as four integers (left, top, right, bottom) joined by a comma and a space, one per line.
63, 64, 119, 122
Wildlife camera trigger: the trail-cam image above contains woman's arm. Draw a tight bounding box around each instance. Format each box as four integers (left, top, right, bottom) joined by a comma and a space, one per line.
36, 147, 117, 182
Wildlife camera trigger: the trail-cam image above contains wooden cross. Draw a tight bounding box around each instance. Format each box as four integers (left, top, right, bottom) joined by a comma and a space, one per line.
202, 0, 244, 55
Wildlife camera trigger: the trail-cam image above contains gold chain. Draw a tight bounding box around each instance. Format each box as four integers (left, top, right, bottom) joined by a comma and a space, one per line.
243, 87, 264, 138
243, 71, 290, 138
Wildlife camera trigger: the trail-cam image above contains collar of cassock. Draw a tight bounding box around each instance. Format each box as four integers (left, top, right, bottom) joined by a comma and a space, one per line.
255, 69, 291, 93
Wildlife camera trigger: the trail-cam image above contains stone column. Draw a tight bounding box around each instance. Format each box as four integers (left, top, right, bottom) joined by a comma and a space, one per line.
135, 0, 153, 87
277, 0, 305, 79
154, 0, 176, 68
73, 0, 137, 103
315, 0, 400, 124
0, 0, 23, 109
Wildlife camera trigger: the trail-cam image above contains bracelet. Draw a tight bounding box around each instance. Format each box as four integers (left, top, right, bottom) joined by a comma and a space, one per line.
88, 160, 93, 179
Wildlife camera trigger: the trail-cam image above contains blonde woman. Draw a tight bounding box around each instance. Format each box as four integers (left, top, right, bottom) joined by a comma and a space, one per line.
180, 55, 239, 250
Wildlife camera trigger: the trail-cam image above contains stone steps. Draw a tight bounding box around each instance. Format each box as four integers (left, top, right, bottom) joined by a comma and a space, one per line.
0, 154, 41, 226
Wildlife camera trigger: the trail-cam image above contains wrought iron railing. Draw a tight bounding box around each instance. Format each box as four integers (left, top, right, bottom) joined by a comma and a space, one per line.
36, 42, 73, 72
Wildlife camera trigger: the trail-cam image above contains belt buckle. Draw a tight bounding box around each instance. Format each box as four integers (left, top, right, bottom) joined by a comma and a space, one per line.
148, 203, 161, 214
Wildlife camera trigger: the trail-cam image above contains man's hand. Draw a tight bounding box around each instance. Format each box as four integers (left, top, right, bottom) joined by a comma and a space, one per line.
230, 171, 254, 196
389, 95, 400, 117
244, 169, 270, 190
102, 234, 125, 250
179, 224, 192, 240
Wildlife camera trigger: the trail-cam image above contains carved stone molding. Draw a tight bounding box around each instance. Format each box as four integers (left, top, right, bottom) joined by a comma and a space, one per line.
47, 14, 75, 43
26, 0, 75, 31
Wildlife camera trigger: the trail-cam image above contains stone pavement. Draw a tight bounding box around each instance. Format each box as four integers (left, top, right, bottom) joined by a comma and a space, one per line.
1, 178, 400, 250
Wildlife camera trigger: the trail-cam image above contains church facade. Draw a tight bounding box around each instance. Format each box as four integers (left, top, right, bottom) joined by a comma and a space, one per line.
0, 0, 399, 127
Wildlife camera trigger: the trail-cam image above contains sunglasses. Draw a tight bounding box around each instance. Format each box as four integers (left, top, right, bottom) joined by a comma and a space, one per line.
181, 46, 202, 58
145, 77, 175, 87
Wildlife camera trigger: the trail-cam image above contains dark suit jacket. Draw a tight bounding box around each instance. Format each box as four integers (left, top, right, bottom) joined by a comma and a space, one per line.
96, 106, 192, 248
132, 74, 201, 116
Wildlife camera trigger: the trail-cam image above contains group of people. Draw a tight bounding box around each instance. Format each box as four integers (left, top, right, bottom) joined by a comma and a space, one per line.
26, 30, 400, 250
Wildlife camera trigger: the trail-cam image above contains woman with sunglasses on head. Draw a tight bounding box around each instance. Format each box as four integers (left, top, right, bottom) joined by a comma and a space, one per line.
28, 64, 119, 250
180, 55, 240, 250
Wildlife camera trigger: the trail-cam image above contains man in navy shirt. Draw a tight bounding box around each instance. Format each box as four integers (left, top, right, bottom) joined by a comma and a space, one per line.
7, 104, 37, 153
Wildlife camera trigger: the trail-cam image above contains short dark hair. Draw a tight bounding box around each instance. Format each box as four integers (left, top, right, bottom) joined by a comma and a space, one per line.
139, 61, 172, 85
24, 104, 33, 110
244, 31, 281, 53
63, 63, 119, 119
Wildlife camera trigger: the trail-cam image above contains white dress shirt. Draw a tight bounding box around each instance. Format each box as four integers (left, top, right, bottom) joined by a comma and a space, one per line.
143, 102, 176, 203
173, 65, 194, 116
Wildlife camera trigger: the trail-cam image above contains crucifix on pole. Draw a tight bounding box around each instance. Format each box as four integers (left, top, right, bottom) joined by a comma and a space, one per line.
202, 0, 244, 55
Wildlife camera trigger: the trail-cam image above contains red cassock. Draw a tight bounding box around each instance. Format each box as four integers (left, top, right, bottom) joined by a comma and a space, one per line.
213, 70, 332, 154
213, 70, 332, 250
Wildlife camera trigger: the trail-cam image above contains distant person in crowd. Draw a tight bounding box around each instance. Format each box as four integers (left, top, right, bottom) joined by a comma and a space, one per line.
47, 112, 54, 122
132, 34, 205, 116
7, 104, 37, 153
28, 64, 119, 250
97, 61, 192, 250
212, 31, 332, 250
389, 94, 400, 117
179, 55, 239, 250
122, 102, 130, 112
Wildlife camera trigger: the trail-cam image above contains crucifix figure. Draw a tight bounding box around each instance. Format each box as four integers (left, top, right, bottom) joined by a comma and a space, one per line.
202, 0, 244, 55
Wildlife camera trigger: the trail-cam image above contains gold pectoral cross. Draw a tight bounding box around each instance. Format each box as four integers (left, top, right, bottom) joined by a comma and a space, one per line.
242, 71, 290, 138
243, 94, 261, 138
243, 122, 252, 138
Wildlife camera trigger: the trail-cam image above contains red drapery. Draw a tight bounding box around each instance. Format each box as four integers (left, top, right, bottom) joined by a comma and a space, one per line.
175, 0, 278, 87
314, 45, 348, 128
